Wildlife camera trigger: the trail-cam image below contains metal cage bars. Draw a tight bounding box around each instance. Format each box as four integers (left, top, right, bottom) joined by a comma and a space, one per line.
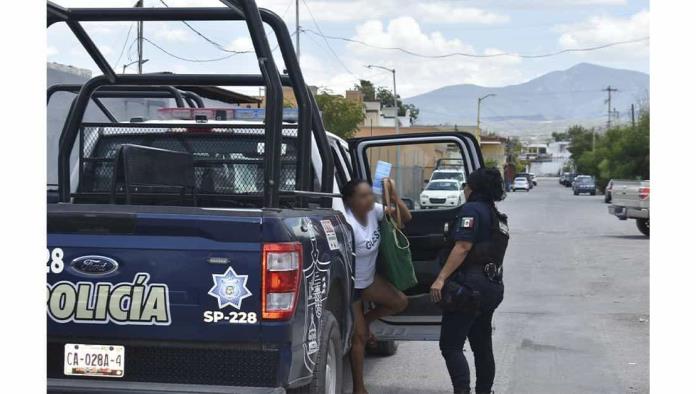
47, 1, 334, 207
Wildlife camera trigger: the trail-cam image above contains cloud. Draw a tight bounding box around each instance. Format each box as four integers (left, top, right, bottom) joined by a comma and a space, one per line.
556, 10, 649, 60
152, 24, 194, 43
70, 45, 113, 57
537, 0, 626, 5
256, 0, 509, 25
301, 17, 522, 97
461, 0, 626, 8
415, 4, 510, 24
47, 46, 59, 58
225, 37, 254, 52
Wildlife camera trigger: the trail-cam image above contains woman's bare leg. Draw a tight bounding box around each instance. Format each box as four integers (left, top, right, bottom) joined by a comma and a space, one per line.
362, 274, 408, 326
350, 301, 369, 394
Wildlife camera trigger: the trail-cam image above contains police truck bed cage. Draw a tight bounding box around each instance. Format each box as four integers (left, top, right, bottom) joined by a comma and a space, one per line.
47, 0, 334, 208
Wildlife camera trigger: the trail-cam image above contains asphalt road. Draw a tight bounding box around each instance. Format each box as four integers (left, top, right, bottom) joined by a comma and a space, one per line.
350, 177, 649, 394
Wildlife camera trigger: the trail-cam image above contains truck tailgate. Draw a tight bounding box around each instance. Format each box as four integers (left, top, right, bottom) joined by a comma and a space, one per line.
47, 205, 265, 343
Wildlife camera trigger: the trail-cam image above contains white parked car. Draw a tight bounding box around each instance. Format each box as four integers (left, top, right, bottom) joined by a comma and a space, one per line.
428, 169, 466, 184
420, 180, 465, 209
512, 176, 530, 192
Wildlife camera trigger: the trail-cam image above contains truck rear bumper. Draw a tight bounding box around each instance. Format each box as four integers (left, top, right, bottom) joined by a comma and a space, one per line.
608, 205, 649, 220
48, 379, 285, 394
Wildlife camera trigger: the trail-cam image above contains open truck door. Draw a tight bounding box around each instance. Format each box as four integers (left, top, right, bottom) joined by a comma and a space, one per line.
349, 132, 484, 340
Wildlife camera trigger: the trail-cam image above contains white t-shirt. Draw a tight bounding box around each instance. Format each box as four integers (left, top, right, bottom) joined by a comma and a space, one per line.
345, 204, 385, 289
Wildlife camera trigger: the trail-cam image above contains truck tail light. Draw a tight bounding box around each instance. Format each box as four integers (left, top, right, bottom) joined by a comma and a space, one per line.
639, 186, 650, 200
262, 242, 302, 320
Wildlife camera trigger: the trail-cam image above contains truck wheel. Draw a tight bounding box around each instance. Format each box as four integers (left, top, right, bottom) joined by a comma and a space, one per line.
307, 311, 342, 394
636, 219, 650, 237
366, 340, 399, 357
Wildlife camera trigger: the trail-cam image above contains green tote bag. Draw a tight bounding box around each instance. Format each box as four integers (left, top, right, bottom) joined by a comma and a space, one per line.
377, 179, 418, 291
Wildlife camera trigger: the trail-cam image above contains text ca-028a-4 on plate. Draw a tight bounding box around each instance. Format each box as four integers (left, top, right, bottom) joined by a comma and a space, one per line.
64, 343, 125, 378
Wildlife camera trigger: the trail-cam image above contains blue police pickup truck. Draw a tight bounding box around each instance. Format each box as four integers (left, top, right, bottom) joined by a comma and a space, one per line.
46, 2, 485, 393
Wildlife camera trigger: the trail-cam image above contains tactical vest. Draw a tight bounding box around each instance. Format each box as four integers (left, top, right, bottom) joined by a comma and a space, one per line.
459, 206, 510, 283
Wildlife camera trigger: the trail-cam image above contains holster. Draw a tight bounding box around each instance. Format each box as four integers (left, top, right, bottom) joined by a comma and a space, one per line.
437, 278, 481, 312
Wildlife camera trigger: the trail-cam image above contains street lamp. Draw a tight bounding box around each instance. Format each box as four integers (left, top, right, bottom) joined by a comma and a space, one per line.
366, 64, 401, 194
122, 58, 149, 74
477, 93, 496, 140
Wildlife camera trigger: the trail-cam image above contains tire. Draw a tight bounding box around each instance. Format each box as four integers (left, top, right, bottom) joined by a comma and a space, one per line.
291, 311, 343, 394
366, 340, 399, 357
591, 191, 596, 196
636, 219, 650, 237
574, 191, 579, 196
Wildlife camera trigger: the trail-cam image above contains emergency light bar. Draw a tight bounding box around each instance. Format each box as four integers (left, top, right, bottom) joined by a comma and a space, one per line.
158, 107, 300, 122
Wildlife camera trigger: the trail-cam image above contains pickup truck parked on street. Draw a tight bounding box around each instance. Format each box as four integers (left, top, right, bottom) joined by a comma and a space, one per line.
608, 180, 650, 236
46, 2, 486, 393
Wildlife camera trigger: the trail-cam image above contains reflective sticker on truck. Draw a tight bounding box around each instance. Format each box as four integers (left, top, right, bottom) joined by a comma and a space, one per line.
46, 273, 172, 326
302, 217, 331, 372
320, 220, 340, 250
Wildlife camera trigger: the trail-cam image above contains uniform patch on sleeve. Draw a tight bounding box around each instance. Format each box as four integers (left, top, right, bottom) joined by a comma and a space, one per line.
460, 217, 475, 229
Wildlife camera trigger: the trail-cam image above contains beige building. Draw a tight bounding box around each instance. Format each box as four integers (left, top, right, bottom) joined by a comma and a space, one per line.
479, 135, 507, 171
354, 125, 507, 173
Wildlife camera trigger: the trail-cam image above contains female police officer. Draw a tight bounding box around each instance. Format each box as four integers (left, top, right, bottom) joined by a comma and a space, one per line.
430, 167, 509, 394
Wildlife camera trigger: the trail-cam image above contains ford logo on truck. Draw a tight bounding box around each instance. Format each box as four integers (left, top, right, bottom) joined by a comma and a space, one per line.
70, 255, 119, 275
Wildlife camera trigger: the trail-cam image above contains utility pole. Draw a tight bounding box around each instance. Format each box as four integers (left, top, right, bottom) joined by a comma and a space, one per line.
603, 85, 618, 129
367, 64, 400, 194
295, 0, 300, 59
477, 94, 496, 141
136, 0, 144, 74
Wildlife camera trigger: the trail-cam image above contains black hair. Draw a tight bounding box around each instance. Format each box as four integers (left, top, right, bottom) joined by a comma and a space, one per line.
466, 167, 506, 203
340, 179, 371, 204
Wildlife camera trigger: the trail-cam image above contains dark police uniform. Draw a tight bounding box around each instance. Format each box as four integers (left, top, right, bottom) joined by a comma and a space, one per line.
439, 200, 509, 394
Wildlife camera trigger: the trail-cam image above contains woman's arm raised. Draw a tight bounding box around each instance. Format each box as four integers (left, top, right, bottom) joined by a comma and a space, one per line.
386, 178, 412, 224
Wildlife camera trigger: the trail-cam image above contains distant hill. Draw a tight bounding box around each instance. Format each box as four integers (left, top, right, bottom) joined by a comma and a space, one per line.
405, 63, 649, 137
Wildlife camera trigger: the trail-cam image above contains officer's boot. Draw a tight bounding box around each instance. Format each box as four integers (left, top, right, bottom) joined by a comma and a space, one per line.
453, 390, 470, 394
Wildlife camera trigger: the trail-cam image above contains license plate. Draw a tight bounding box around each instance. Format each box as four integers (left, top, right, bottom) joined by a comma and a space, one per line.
64, 344, 124, 378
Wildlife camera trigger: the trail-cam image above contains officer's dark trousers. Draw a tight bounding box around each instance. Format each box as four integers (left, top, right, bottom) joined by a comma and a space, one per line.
439, 272, 504, 393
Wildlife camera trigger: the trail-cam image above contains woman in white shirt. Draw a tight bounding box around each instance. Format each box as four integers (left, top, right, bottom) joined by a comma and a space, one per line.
342, 178, 412, 394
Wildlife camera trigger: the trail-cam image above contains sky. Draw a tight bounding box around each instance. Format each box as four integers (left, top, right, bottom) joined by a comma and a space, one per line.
48, 0, 650, 98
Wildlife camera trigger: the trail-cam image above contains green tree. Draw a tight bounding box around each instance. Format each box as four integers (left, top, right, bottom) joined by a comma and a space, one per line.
403, 103, 419, 124
375, 86, 419, 123
563, 112, 649, 190
551, 131, 570, 141
315, 92, 365, 140
484, 158, 499, 169
354, 80, 376, 101
376, 87, 401, 111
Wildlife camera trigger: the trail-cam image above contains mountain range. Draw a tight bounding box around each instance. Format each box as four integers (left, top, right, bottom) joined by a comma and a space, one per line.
405, 63, 649, 137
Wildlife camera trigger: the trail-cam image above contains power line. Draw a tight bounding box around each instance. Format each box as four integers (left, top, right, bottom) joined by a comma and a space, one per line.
113, 22, 134, 67
142, 37, 244, 62
301, 28, 649, 59
300, 0, 356, 76
127, 37, 138, 62
158, 0, 249, 54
